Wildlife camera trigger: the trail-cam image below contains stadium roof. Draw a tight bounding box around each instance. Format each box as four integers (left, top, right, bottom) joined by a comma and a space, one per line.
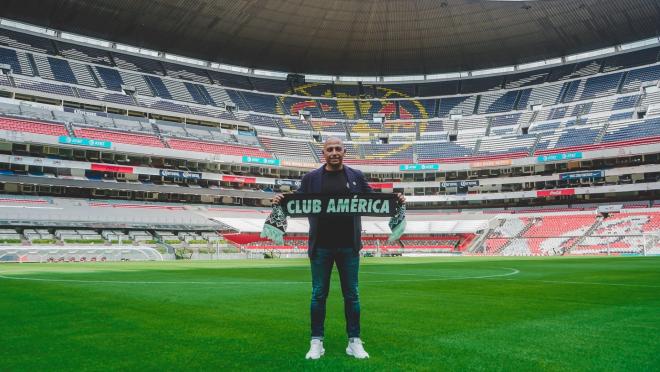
2, 0, 660, 76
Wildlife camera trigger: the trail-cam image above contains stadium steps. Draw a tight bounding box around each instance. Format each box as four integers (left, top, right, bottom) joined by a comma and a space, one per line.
473, 95, 481, 115
484, 117, 493, 136
107, 52, 117, 67
306, 142, 320, 162
472, 138, 482, 155
558, 82, 571, 104
150, 122, 171, 148
26, 54, 39, 77
527, 134, 541, 156
518, 217, 540, 237
273, 97, 288, 118
64, 122, 75, 137
615, 71, 628, 94
275, 96, 289, 115
468, 228, 491, 253
484, 220, 513, 254
594, 121, 611, 143
4, 75, 16, 88
512, 90, 524, 110
567, 216, 603, 254
70, 86, 83, 99
87, 65, 103, 88
358, 143, 366, 159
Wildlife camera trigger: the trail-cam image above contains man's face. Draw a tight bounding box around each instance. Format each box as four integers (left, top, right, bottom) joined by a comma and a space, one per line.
323, 140, 345, 167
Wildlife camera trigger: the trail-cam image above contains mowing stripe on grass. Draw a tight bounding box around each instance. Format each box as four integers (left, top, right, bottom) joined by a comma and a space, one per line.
495, 277, 660, 288
0, 267, 520, 285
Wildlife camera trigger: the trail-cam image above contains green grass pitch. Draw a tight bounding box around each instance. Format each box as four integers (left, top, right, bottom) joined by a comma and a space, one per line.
0, 256, 658, 371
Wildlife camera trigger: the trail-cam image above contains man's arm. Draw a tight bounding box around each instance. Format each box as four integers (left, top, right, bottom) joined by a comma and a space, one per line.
296, 173, 309, 194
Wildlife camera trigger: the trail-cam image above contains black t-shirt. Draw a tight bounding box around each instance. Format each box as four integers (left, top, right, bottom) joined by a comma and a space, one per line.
316, 168, 354, 249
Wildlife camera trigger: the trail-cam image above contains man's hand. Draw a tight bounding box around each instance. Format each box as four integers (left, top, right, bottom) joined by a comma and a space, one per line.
272, 193, 285, 205
397, 193, 406, 204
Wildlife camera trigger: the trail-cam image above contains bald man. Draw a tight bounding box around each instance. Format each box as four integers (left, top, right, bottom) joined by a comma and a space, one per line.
273, 137, 405, 360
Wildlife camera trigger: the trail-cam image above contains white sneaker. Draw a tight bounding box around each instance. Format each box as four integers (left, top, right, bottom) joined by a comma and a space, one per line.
346, 338, 369, 359
305, 339, 325, 360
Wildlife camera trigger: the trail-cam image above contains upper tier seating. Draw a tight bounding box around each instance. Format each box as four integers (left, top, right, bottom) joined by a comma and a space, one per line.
56, 41, 114, 66
250, 77, 291, 94
208, 70, 253, 90
94, 66, 124, 91
258, 137, 316, 162
438, 96, 477, 117
376, 83, 416, 98
361, 143, 414, 161
78, 88, 135, 106
167, 138, 272, 158
0, 47, 27, 75
162, 62, 212, 84
112, 52, 165, 75
2, 26, 660, 166
310, 120, 346, 133
0, 28, 55, 54
12, 76, 76, 97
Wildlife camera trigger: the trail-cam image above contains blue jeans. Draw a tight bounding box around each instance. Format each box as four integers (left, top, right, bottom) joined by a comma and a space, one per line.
310, 247, 360, 339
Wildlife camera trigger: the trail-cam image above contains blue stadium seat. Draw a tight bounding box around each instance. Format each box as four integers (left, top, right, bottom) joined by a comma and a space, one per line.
144, 75, 173, 99
95, 66, 123, 91
0, 47, 23, 74
47, 57, 77, 84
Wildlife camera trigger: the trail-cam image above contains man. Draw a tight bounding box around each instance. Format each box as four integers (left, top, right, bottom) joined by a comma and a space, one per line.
273, 137, 405, 360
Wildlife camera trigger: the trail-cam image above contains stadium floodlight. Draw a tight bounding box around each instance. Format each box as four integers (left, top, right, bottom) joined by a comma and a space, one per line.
0, 63, 12, 74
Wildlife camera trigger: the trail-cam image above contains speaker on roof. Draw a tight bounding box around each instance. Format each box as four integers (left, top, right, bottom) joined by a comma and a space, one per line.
299, 109, 311, 120
0, 64, 11, 74
448, 130, 458, 142
225, 102, 237, 112
529, 100, 543, 111
287, 73, 305, 85
449, 109, 462, 120
641, 81, 659, 94
121, 85, 136, 95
